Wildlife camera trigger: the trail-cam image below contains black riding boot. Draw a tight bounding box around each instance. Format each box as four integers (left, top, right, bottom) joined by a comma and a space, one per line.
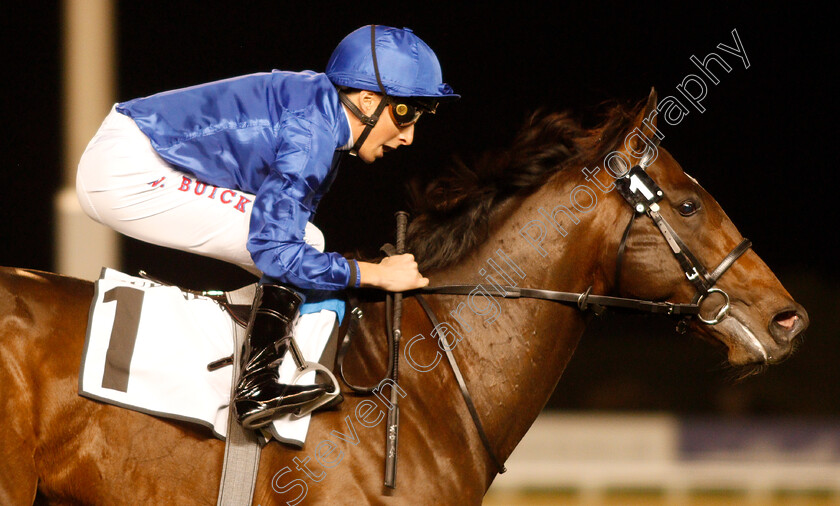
233, 283, 328, 429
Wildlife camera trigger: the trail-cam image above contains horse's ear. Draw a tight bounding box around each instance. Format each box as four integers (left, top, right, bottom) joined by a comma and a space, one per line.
638, 87, 659, 144
625, 88, 661, 166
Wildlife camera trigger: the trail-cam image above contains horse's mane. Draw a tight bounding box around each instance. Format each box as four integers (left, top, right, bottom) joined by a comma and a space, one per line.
406, 99, 644, 272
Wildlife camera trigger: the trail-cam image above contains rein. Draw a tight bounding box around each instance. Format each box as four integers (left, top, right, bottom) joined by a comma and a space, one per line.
337, 160, 753, 485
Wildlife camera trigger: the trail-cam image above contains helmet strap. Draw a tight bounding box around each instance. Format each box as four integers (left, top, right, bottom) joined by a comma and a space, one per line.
339, 90, 389, 156
342, 25, 391, 157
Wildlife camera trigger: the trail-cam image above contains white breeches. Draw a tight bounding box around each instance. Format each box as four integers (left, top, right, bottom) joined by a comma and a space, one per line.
76, 105, 326, 276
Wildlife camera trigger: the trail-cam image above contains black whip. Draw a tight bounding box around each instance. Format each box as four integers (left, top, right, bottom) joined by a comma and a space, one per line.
384, 211, 408, 488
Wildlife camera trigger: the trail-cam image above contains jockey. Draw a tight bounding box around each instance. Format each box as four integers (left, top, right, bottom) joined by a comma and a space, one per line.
76, 25, 458, 429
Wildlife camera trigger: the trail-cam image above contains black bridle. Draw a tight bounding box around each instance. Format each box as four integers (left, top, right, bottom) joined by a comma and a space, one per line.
338, 155, 752, 481
416, 161, 752, 331
611, 160, 752, 329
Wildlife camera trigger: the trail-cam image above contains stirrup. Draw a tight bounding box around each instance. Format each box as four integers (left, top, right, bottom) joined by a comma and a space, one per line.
290, 360, 341, 419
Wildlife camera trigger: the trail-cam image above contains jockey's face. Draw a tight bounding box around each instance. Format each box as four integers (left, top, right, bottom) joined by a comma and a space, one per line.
351, 91, 415, 164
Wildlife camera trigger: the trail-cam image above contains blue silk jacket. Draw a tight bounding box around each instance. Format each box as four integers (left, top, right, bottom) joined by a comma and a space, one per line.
116, 71, 358, 290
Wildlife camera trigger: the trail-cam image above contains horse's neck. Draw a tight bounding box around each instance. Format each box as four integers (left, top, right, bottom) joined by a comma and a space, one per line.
429, 172, 624, 467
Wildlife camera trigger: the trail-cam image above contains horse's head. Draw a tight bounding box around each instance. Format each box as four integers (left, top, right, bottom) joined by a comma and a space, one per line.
614, 90, 808, 370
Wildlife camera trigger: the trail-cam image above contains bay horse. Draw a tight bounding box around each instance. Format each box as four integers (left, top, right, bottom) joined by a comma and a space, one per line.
0, 91, 807, 505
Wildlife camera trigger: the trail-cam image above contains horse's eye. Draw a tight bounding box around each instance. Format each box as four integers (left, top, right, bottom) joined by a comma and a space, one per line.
678, 200, 699, 216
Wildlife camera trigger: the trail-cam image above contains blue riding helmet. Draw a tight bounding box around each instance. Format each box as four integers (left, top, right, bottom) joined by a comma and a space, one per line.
326, 25, 459, 101
326, 25, 458, 156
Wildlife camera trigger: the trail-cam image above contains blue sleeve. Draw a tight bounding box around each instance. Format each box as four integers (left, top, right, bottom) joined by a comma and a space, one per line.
247, 113, 354, 290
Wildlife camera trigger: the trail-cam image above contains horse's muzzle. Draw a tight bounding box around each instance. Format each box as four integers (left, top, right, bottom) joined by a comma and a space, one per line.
768, 303, 809, 350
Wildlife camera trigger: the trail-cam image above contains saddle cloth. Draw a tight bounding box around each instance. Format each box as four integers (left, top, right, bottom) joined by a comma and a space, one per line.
78, 268, 341, 447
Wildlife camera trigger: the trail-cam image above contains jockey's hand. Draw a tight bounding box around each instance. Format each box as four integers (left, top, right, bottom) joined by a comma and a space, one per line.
357, 254, 429, 292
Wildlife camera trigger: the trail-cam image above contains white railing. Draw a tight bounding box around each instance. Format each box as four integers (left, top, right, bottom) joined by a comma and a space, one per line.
488, 413, 840, 496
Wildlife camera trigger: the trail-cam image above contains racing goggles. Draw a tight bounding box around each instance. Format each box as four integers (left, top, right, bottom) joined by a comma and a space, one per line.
387, 97, 437, 127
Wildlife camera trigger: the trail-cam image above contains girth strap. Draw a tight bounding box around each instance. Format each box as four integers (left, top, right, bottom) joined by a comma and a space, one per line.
413, 293, 508, 474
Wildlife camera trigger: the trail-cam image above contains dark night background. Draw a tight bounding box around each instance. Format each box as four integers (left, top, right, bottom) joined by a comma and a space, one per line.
2, 3, 836, 416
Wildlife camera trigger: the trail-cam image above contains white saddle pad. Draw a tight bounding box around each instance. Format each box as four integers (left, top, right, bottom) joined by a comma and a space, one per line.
78, 268, 337, 447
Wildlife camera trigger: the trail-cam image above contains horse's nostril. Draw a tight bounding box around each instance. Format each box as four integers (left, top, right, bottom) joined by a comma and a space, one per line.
773, 310, 799, 330
768, 307, 808, 348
